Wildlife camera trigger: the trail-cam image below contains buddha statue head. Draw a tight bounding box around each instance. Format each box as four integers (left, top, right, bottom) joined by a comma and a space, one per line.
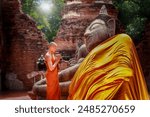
84, 5, 116, 52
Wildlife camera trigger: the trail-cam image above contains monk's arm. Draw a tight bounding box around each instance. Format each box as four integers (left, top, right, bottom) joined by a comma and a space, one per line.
47, 59, 59, 71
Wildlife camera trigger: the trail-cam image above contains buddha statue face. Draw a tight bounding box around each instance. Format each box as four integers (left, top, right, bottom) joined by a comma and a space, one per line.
84, 4, 116, 52
84, 19, 109, 52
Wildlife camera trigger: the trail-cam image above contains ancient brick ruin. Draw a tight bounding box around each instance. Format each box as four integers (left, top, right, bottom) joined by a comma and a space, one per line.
0, 0, 48, 91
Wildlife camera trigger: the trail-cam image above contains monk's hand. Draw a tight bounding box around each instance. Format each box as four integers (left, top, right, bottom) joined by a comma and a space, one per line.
56, 54, 62, 62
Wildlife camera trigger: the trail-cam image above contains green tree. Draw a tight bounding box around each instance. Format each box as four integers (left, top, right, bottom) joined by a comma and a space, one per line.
21, 0, 64, 42
113, 0, 150, 42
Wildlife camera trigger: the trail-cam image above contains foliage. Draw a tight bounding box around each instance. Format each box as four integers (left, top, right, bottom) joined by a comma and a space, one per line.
113, 0, 150, 42
21, 0, 64, 42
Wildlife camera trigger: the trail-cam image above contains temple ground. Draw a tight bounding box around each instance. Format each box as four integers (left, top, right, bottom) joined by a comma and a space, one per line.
0, 91, 31, 100
0, 91, 150, 100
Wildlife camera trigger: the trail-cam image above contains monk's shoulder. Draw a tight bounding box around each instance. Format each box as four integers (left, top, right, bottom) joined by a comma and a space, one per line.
45, 53, 51, 60
45, 52, 48, 57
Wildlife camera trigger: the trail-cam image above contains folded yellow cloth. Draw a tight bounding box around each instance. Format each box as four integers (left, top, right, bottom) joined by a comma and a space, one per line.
68, 34, 149, 100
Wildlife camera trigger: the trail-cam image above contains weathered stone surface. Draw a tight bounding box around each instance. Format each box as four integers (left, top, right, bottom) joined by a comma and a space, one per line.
1, 0, 49, 90
5, 73, 24, 90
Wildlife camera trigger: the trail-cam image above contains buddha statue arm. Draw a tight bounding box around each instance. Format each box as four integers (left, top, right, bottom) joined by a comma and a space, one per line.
58, 62, 81, 82
32, 78, 47, 97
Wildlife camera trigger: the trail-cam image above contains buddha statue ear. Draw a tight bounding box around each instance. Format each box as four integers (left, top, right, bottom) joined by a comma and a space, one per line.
106, 18, 116, 37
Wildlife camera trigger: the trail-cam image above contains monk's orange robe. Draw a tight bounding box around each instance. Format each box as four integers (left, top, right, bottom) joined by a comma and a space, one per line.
45, 55, 60, 100
68, 34, 149, 100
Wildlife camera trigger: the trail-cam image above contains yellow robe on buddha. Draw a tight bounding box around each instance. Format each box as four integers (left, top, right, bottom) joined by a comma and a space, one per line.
68, 34, 149, 100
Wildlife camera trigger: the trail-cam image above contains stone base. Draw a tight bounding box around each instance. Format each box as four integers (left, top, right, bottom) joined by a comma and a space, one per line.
5, 72, 24, 91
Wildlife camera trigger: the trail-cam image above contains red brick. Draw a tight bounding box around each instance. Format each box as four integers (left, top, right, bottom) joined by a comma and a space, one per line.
1, 0, 49, 90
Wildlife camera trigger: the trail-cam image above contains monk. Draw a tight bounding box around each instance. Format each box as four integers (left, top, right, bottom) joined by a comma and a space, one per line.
45, 42, 61, 100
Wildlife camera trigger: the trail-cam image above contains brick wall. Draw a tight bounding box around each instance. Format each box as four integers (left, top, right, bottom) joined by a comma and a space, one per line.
1, 0, 49, 90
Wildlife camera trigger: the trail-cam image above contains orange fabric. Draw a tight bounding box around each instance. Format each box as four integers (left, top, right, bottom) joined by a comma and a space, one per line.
68, 34, 149, 100
45, 55, 60, 100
